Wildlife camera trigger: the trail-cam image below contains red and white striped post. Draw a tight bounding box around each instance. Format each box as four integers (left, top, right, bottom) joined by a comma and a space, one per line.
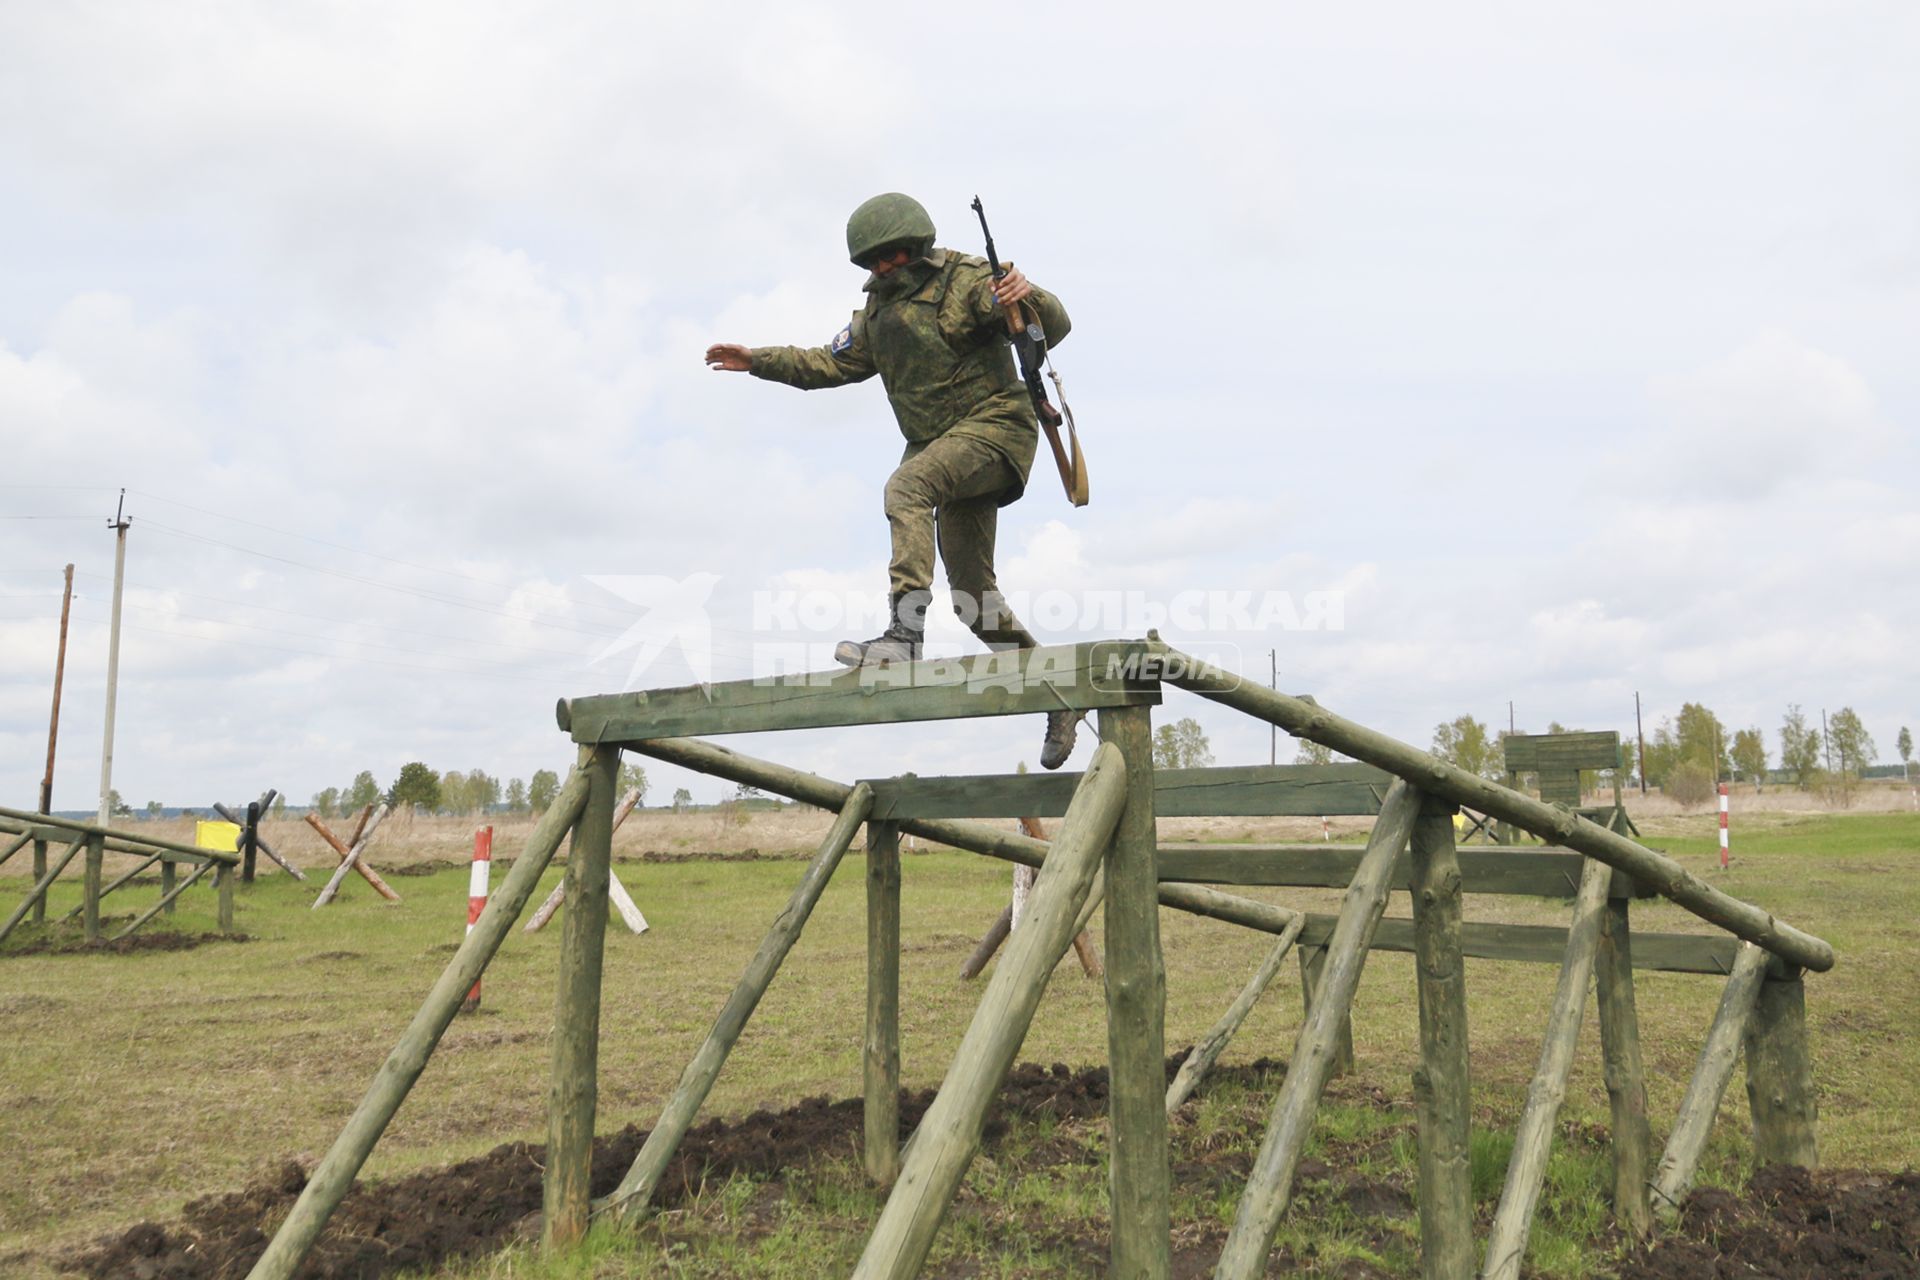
461, 826, 493, 1013
1717, 783, 1730, 869
1321, 816, 1331, 842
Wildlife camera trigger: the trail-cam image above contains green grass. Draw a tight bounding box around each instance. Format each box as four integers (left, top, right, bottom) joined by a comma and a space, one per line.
2, 809, 1915, 1277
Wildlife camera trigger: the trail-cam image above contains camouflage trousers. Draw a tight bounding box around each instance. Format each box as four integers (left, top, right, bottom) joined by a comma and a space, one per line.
883, 432, 1038, 650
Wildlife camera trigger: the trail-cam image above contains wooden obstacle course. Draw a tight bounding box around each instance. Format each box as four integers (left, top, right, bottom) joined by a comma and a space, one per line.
245, 640, 1832, 1280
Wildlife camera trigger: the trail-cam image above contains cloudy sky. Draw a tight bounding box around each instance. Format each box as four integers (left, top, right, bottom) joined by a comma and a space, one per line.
2, 3, 1914, 812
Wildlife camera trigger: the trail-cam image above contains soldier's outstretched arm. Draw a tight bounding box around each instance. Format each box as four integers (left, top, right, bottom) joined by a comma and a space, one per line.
736, 315, 877, 390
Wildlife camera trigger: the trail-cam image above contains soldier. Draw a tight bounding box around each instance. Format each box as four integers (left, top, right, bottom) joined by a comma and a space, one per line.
705, 192, 1080, 769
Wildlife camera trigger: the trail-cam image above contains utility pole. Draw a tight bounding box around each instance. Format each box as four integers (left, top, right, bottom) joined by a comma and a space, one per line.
1269, 650, 1277, 766
40, 564, 74, 816
1634, 691, 1648, 795
1821, 707, 1834, 778
1508, 701, 1515, 736
97, 491, 131, 828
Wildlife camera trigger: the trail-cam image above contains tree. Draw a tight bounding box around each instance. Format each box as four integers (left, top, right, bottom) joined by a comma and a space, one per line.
505, 778, 528, 813
468, 769, 501, 813
528, 769, 560, 814
1899, 726, 1913, 783
1827, 707, 1877, 777
733, 783, 765, 803
390, 762, 441, 814
439, 770, 473, 816
619, 760, 650, 806
1730, 728, 1768, 789
1151, 717, 1214, 770
107, 789, 130, 818
346, 771, 382, 811
1779, 705, 1822, 788
1293, 738, 1335, 766
671, 787, 693, 812
1666, 761, 1715, 809
144, 800, 164, 819
270, 794, 287, 819
1641, 719, 1678, 789
1431, 715, 1499, 780
312, 787, 341, 819
1674, 702, 1729, 779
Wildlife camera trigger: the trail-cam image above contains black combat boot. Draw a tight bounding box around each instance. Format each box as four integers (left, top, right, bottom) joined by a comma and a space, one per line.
835, 594, 925, 668
1040, 710, 1080, 770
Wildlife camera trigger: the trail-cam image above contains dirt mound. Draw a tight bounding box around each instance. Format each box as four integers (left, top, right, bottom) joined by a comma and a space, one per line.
66, 1058, 1216, 1280
3, 930, 250, 958
1619, 1165, 1920, 1280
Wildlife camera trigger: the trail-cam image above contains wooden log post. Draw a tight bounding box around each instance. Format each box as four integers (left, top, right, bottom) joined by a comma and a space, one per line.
82, 832, 103, 943
1595, 896, 1652, 1238
1100, 703, 1171, 1279
0, 834, 86, 945
849, 744, 1128, 1280
1481, 856, 1612, 1280
1649, 942, 1768, 1219
242, 768, 591, 1280
544, 746, 620, 1251
1165, 912, 1305, 1114
68, 851, 165, 919
218, 862, 235, 933
1744, 969, 1817, 1168
602, 784, 877, 1227
1408, 793, 1473, 1280
30, 836, 47, 924
1298, 946, 1357, 1077
866, 821, 903, 1186
1149, 641, 1835, 973
160, 858, 176, 916
112, 861, 213, 941
1215, 780, 1422, 1280
959, 906, 1012, 980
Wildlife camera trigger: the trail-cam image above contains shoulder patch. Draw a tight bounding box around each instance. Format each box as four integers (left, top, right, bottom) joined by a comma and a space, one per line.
830, 322, 853, 354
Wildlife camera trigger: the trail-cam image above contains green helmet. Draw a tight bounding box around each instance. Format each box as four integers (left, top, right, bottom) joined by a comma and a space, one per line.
846, 192, 935, 266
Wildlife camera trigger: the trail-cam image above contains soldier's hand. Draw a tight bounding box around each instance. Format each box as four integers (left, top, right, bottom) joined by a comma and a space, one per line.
705, 343, 752, 372
991, 264, 1032, 308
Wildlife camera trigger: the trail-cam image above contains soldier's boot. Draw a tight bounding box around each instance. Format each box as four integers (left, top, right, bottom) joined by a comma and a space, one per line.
834, 596, 924, 668
1040, 710, 1082, 771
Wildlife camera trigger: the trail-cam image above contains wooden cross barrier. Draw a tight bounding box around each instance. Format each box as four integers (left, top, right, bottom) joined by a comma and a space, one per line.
524, 786, 649, 935
245, 640, 1833, 1280
303, 806, 402, 902
0, 804, 240, 946
311, 804, 395, 908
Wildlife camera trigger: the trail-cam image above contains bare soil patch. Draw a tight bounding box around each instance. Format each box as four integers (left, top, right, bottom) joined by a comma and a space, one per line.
1, 930, 250, 959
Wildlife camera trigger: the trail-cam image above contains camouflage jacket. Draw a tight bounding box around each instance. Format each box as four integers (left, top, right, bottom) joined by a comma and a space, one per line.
748, 249, 1071, 502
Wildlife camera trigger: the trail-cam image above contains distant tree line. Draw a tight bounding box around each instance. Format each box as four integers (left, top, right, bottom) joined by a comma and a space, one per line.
308, 761, 644, 818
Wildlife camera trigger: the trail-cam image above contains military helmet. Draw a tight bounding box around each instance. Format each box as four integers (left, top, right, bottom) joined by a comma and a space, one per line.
846, 192, 935, 266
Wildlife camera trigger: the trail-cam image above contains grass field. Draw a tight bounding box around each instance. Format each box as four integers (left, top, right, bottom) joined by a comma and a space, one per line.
1, 803, 1915, 1277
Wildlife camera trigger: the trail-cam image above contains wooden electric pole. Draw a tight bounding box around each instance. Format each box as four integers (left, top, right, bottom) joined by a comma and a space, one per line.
1634, 691, 1648, 796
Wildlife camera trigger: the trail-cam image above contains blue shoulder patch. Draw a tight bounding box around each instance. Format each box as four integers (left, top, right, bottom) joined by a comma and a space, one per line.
830, 323, 853, 355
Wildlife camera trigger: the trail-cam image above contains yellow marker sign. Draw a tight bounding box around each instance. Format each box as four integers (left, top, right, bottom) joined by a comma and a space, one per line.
195, 820, 241, 853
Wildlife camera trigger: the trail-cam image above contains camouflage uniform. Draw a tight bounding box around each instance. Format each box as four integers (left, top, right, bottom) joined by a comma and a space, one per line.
749, 245, 1071, 651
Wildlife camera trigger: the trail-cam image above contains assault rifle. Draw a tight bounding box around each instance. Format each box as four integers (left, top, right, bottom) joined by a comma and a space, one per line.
970, 196, 1088, 507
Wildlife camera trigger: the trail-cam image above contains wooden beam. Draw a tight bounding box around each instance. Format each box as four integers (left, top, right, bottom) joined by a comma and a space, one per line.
0, 805, 240, 865
1482, 857, 1612, 1280
602, 785, 877, 1226
1409, 795, 1473, 1280
1596, 897, 1652, 1239
1744, 970, 1817, 1168
304, 813, 402, 903
1216, 780, 1422, 1280
0, 834, 86, 945
1099, 704, 1171, 1277
1166, 913, 1305, 1114
82, 834, 103, 944
1297, 945, 1355, 1077
1650, 943, 1768, 1219
849, 745, 1127, 1280
1156, 844, 1651, 898
1148, 641, 1835, 973
562, 641, 1158, 744
244, 766, 591, 1280
1501, 731, 1621, 774
1291, 914, 1740, 975
111, 861, 213, 941
864, 762, 1390, 820
544, 746, 619, 1251
865, 821, 902, 1186
311, 805, 393, 909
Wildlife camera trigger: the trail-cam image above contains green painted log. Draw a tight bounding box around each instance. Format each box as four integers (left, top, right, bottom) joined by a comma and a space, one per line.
0, 835, 86, 945
849, 744, 1127, 1280
1292, 913, 1740, 975
625, 735, 1300, 938
1165, 912, 1305, 1114
242, 767, 590, 1280
1215, 779, 1422, 1280
161, 858, 176, 917
1155, 844, 1648, 898
1100, 704, 1171, 1277
602, 784, 876, 1226
1409, 795, 1473, 1280
1297, 946, 1356, 1076
0, 804, 241, 865
544, 746, 619, 1250
866, 821, 903, 1186
0, 831, 31, 867
863, 761, 1389, 820
1481, 857, 1612, 1280
1744, 971, 1817, 1168
111, 861, 212, 941
82, 835, 103, 943
1149, 641, 1835, 973
1649, 942, 1768, 1219
30, 837, 46, 924
65, 850, 165, 919
562, 641, 1157, 743
218, 864, 234, 933
1595, 897, 1652, 1238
